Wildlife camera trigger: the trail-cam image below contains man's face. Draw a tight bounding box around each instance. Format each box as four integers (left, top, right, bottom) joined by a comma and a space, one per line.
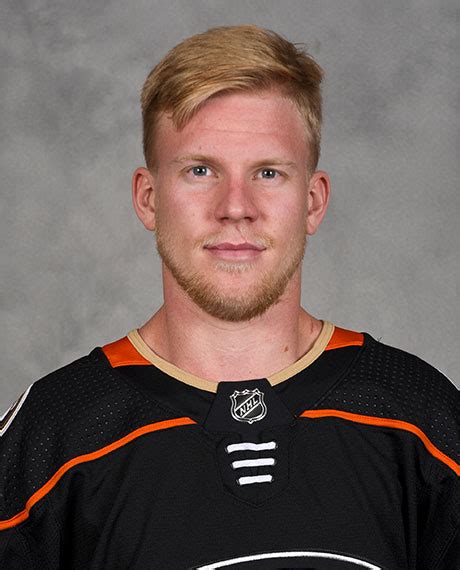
151, 90, 313, 322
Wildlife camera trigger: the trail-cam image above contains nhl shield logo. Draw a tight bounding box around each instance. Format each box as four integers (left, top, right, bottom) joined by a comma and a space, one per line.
230, 388, 267, 424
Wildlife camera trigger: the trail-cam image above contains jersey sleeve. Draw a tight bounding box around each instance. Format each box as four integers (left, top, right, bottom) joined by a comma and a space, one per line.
0, 354, 98, 566
0, 384, 62, 568
417, 368, 459, 569
417, 458, 460, 568
320, 335, 460, 569
438, 526, 460, 569
0, 347, 172, 568
0, 527, 32, 569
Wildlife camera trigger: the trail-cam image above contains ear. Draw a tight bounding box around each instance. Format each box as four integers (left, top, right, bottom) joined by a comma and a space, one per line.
306, 170, 331, 236
132, 167, 157, 231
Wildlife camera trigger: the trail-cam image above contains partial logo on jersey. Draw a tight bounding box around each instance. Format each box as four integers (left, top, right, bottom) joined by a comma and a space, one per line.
230, 388, 267, 424
193, 549, 383, 569
0, 384, 33, 437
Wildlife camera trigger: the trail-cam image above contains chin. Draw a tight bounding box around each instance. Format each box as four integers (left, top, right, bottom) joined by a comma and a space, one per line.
213, 260, 257, 274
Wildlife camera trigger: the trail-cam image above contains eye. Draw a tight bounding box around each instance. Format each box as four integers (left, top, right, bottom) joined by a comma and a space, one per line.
189, 165, 211, 177
259, 168, 280, 179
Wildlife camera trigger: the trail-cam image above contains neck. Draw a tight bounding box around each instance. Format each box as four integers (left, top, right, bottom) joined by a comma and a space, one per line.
138, 269, 323, 382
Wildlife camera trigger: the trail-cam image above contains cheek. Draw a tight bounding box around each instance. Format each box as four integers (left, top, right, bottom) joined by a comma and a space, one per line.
156, 195, 204, 245
274, 197, 307, 231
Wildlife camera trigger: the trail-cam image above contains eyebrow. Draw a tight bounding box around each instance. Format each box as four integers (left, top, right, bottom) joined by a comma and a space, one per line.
171, 154, 298, 170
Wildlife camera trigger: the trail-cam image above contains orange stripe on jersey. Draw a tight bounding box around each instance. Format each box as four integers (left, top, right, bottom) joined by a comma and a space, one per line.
300, 409, 460, 476
102, 336, 151, 367
0, 416, 197, 531
325, 327, 364, 351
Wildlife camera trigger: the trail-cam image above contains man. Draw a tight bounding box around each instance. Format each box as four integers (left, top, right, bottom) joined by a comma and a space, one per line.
0, 25, 458, 569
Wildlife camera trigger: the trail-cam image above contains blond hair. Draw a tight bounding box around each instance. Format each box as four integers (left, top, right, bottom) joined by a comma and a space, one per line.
141, 25, 324, 172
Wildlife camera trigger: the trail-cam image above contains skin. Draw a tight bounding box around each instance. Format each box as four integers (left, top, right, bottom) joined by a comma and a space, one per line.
132, 89, 330, 382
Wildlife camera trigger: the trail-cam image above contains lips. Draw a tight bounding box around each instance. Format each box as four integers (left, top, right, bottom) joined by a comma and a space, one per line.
206, 242, 266, 251
204, 241, 266, 261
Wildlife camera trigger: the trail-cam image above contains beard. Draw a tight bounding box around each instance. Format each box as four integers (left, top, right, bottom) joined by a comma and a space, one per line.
155, 222, 307, 322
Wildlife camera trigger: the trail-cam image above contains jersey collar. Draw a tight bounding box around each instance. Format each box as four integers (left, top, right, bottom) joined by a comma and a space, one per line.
125, 321, 334, 393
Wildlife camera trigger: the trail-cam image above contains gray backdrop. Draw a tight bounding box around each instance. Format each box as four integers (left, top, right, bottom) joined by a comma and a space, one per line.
1, 0, 458, 408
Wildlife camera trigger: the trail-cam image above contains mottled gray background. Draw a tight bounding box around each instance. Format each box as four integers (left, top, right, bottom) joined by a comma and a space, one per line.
1, 0, 458, 407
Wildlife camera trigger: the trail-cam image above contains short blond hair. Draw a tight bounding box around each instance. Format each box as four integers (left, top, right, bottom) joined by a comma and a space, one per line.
141, 25, 324, 172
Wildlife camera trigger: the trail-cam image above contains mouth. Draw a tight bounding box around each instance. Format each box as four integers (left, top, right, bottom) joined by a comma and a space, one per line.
204, 242, 266, 261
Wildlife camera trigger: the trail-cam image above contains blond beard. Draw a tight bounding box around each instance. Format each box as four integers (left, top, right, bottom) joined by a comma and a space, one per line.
155, 225, 307, 322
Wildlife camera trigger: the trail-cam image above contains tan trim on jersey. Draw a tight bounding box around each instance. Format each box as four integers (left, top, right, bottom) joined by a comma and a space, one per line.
301, 409, 460, 476
268, 320, 335, 384
126, 320, 336, 393
0, 416, 197, 531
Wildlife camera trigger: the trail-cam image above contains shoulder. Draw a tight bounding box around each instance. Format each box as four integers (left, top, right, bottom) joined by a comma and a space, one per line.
350, 333, 458, 418
0, 342, 174, 448
1, 348, 132, 438
0, 343, 173, 521
321, 332, 459, 469
1, 350, 99, 439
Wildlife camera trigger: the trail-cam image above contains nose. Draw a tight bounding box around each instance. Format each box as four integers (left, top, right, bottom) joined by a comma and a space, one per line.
213, 177, 259, 223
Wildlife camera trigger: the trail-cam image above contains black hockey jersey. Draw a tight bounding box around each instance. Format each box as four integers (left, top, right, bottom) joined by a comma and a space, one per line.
0, 321, 458, 569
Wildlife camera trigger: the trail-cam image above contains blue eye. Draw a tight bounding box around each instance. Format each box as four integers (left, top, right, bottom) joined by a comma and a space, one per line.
260, 169, 278, 179
190, 166, 210, 176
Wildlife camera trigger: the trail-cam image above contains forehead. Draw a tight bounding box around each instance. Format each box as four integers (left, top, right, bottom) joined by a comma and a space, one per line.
155, 90, 309, 161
